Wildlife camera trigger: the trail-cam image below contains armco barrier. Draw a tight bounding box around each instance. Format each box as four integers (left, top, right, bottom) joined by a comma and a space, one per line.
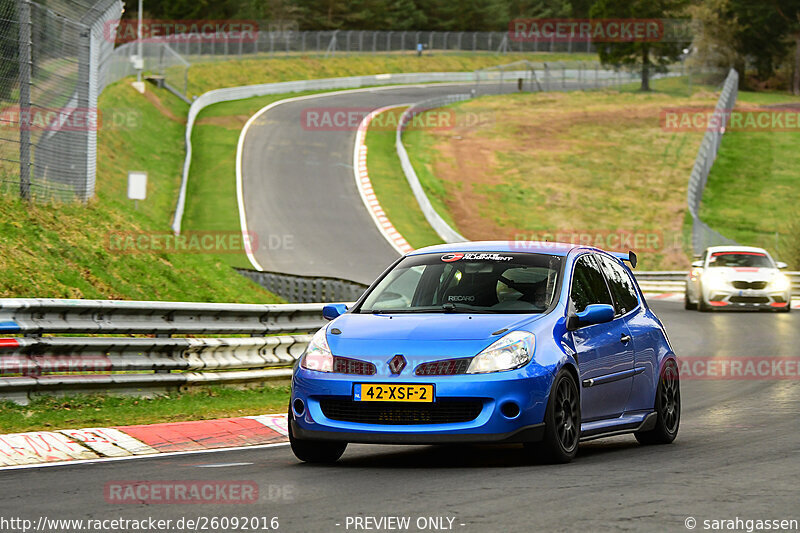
634, 271, 800, 296
0, 298, 334, 404
396, 94, 471, 244
236, 269, 367, 303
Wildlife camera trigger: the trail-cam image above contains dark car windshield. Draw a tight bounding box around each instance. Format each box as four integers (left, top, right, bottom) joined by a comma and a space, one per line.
708, 252, 773, 268
357, 252, 563, 314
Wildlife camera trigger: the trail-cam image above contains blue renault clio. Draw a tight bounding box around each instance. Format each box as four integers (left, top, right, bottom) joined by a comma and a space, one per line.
289, 242, 680, 463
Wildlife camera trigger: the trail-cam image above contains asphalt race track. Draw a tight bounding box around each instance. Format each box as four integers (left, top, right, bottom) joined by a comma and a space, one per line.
240, 81, 588, 284
4, 301, 799, 532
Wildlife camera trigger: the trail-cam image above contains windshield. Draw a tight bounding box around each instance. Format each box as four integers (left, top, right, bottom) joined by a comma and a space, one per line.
708, 252, 773, 268
358, 252, 563, 314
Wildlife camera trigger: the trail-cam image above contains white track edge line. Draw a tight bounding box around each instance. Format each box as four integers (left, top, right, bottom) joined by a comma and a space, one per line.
0, 441, 290, 472
234, 83, 479, 270
353, 104, 413, 256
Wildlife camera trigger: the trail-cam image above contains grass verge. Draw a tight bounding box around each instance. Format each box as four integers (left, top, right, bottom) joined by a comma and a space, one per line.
0, 80, 282, 302
401, 77, 721, 269
364, 106, 444, 249
183, 90, 335, 267
184, 53, 598, 96
699, 91, 800, 266
0, 382, 290, 433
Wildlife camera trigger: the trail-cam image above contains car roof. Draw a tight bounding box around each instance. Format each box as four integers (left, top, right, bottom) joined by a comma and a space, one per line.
408, 241, 585, 257
705, 245, 770, 254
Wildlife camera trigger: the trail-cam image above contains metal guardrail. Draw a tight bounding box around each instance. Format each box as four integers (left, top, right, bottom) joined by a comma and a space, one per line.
396, 94, 472, 244
236, 269, 367, 303
0, 299, 333, 404
634, 271, 800, 296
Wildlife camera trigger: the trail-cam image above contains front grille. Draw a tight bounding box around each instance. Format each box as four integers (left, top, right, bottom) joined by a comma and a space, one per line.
320, 399, 482, 425
732, 281, 768, 290
333, 357, 376, 375
729, 296, 769, 304
415, 358, 471, 376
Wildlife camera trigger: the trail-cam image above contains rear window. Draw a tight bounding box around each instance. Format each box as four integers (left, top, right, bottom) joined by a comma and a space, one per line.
708, 252, 773, 268
357, 252, 563, 314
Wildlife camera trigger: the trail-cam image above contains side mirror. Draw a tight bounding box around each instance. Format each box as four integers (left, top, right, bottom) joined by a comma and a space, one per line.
776, 261, 788, 269
322, 304, 347, 321
567, 303, 615, 330
691, 260, 704, 268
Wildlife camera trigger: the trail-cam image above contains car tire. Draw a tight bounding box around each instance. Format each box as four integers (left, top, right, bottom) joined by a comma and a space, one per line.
526, 369, 580, 464
697, 288, 711, 312
683, 289, 696, 310
635, 360, 680, 445
288, 411, 347, 463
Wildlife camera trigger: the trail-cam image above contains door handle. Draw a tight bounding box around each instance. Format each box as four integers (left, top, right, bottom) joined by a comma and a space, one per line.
620, 334, 631, 344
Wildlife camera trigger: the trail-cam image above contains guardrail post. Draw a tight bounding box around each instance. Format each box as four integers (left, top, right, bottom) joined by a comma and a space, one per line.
18, 0, 32, 200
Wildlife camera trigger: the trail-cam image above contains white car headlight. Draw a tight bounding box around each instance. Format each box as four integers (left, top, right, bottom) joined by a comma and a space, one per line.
467, 331, 534, 374
300, 327, 333, 372
770, 274, 791, 292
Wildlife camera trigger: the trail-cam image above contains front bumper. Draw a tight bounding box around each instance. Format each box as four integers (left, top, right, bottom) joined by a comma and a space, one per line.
290, 365, 554, 444
703, 287, 791, 309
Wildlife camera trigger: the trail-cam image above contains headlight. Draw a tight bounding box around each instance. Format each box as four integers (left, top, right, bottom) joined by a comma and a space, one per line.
702, 271, 728, 291
770, 274, 791, 292
300, 327, 333, 372
467, 331, 534, 374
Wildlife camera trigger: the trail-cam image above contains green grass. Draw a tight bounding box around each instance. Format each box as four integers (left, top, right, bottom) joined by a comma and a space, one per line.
699, 90, 800, 265
185, 53, 599, 97
401, 81, 721, 270
0, 383, 290, 433
0, 81, 282, 302
364, 107, 444, 249
183, 91, 331, 267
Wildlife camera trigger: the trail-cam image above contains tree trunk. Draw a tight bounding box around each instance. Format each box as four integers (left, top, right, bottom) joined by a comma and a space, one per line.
793, 33, 800, 96
641, 45, 651, 91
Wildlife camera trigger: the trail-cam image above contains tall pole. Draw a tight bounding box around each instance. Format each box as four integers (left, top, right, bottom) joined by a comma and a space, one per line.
19, 0, 31, 200
136, 0, 142, 82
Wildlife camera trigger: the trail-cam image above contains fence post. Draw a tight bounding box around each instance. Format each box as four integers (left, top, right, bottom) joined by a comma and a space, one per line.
18, 0, 32, 200
77, 24, 91, 201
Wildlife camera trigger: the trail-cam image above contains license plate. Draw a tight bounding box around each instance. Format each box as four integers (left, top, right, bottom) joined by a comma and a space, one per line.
354, 384, 434, 403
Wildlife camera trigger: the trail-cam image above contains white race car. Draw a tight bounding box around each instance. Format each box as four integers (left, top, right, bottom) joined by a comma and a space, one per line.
685, 246, 791, 312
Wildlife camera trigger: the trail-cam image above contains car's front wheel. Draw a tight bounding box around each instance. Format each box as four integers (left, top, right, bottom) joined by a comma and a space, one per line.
635, 360, 680, 445
289, 412, 347, 463
684, 287, 696, 310
526, 369, 580, 464
697, 287, 711, 312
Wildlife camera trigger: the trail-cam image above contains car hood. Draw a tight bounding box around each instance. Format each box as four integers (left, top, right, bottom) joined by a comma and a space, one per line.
706, 267, 779, 281
326, 312, 543, 359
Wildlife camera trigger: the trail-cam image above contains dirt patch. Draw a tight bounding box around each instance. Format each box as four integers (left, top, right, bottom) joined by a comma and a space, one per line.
141, 88, 185, 124
429, 101, 674, 241
195, 115, 251, 128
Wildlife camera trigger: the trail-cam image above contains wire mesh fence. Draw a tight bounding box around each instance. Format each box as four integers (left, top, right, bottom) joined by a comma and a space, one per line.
157, 29, 599, 60
0, 0, 122, 202
686, 68, 739, 255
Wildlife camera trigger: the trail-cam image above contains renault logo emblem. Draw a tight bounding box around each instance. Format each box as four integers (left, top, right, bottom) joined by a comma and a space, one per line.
388, 354, 406, 374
